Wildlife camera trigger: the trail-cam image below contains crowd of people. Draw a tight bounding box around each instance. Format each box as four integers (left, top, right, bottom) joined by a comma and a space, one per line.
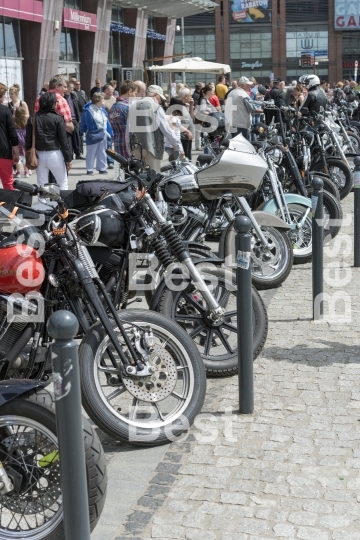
0, 73, 358, 190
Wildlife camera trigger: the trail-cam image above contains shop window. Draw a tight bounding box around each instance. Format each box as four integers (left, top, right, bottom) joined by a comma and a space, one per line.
64, 0, 82, 9
59, 29, 79, 62
230, 27, 272, 61
0, 17, 21, 58
174, 28, 216, 61
286, 0, 328, 23
343, 32, 360, 56
108, 32, 121, 66
111, 5, 123, 23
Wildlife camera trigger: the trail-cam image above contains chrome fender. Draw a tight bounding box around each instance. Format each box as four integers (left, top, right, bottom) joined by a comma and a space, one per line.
219, 212, 290, 261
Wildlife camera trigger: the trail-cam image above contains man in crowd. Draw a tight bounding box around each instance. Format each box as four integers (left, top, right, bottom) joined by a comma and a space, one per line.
109, 80, 137, 158
103, 83, 116, 113
177, 87, 195, 160
90, 78, 102, 99
264, 78, 287, 124
35, 75, 73, 134
134, 80, 146, 98
215, 75, 228, 105
65, 82, 82, 159
225, 80, 238, 100
225, 76, 262, 140
127, 84, 184, 172
110, 79, 119, 97
73, 80, 88, 117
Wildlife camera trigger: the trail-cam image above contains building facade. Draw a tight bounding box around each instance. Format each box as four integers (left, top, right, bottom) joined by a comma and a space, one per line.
0, 0, 216, 109
174, 0, 360, 85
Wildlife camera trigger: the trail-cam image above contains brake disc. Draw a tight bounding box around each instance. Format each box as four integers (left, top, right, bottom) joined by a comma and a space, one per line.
121, 344, 177, 402
251, 231, 281, 268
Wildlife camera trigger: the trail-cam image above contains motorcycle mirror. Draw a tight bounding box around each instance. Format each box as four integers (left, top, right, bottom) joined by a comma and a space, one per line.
42, 183, 61, 200
168, 151, 180, 162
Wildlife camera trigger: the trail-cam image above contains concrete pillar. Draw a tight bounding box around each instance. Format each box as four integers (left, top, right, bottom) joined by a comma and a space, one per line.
328, 0, 342, 84
90, 0, 113, 89
21, 20, 42, 110
36, 0, 63, 97
215, 0, 230, 66
132, 9, 149, 81
163, 18, 176, 63
271, 0, 286, 79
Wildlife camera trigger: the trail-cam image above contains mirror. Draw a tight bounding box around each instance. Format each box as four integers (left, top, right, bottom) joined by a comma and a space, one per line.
168, 151, 180, 162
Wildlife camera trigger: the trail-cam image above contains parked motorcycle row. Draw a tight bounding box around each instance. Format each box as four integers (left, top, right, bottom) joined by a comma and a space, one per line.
0, 97, 357, 537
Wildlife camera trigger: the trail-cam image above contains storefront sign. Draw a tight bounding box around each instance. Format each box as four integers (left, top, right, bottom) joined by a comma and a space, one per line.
0, 0, 43, 23
344, 61, 357, 68
63, 8, 97, 32
110, 22, 135, 35
241, 60, 263, 69
230, 0, 271, 23
286, 31, 328, 58
335, 0, 360, 30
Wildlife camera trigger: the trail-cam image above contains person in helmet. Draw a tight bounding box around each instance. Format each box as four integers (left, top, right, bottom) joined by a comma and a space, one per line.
298, 75, 327, 117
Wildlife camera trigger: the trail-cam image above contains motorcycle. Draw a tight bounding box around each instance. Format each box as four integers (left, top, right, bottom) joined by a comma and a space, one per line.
1, 180, 207, 446
0, 380, 107, 539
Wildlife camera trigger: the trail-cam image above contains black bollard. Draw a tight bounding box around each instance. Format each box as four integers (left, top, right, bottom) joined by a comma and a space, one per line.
312, 177, 324, 320
234, 215, 254, 414
47, 311, 91, 540
354, 156, 360, 267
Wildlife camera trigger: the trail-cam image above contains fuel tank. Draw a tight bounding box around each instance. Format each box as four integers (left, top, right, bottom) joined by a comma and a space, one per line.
0, 246, 44, 294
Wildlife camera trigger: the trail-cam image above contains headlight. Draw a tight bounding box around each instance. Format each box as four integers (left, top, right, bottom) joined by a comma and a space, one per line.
267, 148, 283, 164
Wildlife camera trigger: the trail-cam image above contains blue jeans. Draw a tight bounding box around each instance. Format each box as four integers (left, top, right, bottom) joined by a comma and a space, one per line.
107, 138, 114, 165
236, 127, 250, 141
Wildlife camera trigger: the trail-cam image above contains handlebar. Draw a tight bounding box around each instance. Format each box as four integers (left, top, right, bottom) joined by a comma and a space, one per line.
106, 149, 128, 168
13, 179, 39, 195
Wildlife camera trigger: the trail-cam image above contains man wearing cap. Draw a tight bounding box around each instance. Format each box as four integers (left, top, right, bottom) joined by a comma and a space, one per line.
264, 78, 287, 124
127, 84, 184, 172
224, 76, 262, 141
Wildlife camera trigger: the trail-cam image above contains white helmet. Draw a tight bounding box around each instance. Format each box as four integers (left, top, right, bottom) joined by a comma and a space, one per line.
301, 75, 320, 89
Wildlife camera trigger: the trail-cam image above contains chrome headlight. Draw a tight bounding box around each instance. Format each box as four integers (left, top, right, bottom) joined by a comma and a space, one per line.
267, 148, 283, 165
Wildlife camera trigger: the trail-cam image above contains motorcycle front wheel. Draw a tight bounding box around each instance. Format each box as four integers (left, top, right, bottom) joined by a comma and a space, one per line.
313, 159, 352, 200
157, 268, 268, 377
251, 226, 293, 290
80, 310, 206, 447
0, 389, 107, 540
284, 204, 313, 265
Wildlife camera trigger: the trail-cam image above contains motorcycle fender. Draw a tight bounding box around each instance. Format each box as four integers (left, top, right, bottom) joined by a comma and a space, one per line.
0, 379, 48, 408
260, 194, 311, 215
251, 211, 291, 230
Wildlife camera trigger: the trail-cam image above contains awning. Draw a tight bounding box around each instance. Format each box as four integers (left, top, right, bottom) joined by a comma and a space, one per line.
114, 0, 218, 18
149, 57, 231, 74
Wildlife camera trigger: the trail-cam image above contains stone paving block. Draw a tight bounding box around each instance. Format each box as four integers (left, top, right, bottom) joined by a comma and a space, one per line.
297, 526, 330, 540
273, 523, 296, 537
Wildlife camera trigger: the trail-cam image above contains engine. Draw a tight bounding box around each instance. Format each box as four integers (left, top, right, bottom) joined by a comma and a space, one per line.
169, 205, 208, 242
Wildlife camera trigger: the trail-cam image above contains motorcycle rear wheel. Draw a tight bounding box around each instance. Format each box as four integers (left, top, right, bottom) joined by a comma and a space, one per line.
0, 389, 107, 540
157, 268, 268, 377
80, 310, 206, 446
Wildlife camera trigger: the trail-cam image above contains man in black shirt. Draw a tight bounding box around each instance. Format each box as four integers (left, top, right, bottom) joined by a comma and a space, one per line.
73, 80, 88, 117
65, 83, 82, 159
264, 78, 287, 125
90, 78, 103, 99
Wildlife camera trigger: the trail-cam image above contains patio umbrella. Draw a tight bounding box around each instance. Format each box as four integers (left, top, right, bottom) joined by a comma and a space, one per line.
149, 57, 231, 75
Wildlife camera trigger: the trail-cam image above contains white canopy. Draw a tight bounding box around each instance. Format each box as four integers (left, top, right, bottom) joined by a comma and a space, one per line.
149, 57, 231, 75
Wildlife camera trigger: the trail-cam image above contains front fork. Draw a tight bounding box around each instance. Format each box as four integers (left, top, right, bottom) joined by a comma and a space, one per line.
0, 460, 14, 494
145, 194, 224, 321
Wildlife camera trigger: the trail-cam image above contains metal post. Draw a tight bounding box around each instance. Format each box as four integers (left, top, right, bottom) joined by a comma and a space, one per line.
354, 157, 360, 267
181, 17, 186, 84
312, 177, 324, 320
47, 311, 91, 540
234, 215, 254, 414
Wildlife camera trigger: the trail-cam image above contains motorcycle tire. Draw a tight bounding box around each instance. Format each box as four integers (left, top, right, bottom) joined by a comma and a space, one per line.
313, 159, 352, 200
320, 176, 341, 200
285, 203, 313, 265
79, 310, 206, 446
0, 389, 107, 540
322, 190, 343, 240
250, 227, 293, 290
157, 268, 268, 377
346, 131, 360, 153
143, 246, 218, 307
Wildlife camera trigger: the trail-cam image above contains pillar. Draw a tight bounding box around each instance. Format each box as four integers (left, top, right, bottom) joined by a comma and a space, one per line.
132, 9, 149, 81
271, 0, 286, 80
215, 0, 230, 66
36, 0, 63, 99
89, 0, 113, 90
328, 0, 342, 84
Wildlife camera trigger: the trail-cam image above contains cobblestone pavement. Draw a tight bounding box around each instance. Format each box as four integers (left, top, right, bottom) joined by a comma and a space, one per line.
108, 192, 360, 540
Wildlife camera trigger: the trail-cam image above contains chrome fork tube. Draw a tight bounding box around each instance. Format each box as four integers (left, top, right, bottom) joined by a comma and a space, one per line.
236, 196, 269, 247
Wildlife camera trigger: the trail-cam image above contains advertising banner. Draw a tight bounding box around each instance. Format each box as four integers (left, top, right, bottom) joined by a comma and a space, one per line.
0, 0, 43, 23
335, 0, 360, 30
229, 0, 271, 23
